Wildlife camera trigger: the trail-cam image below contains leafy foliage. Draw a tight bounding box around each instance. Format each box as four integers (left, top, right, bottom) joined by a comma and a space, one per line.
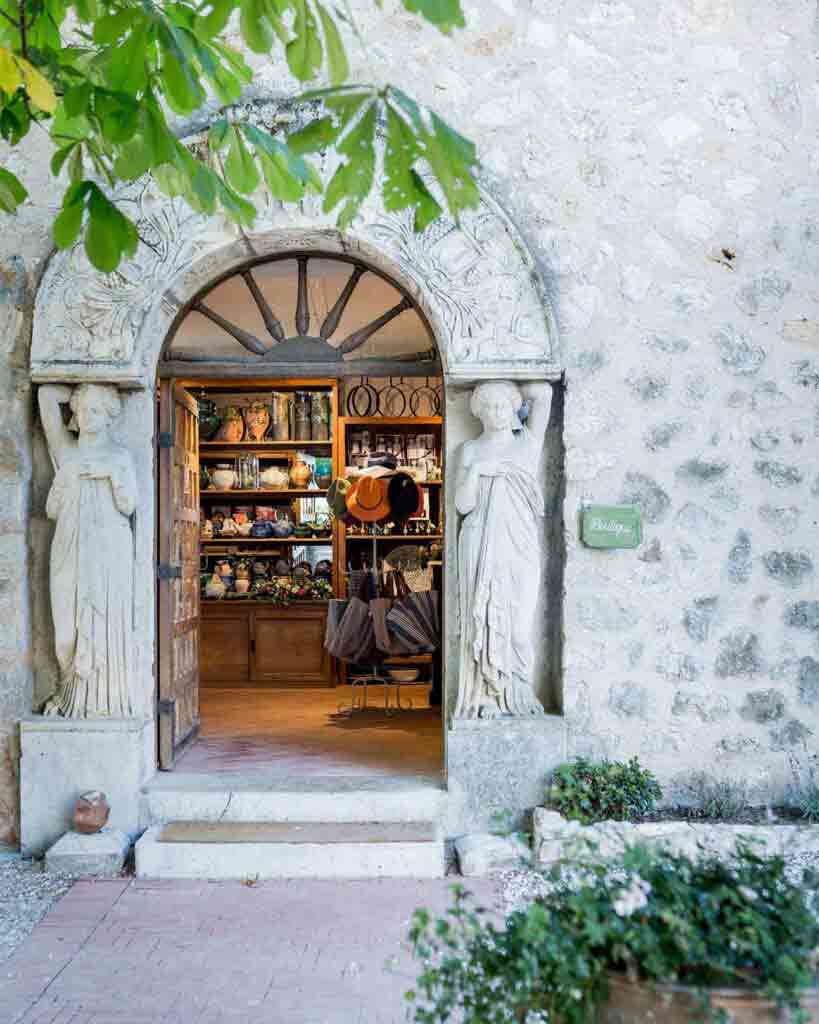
547, 757, 663, 825
0, 0, 477, 271
408, 844, 819, 1024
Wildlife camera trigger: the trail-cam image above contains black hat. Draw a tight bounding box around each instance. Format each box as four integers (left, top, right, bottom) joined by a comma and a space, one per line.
387, 472, 421, 522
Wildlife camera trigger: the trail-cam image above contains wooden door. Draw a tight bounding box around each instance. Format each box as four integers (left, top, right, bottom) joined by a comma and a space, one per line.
157, 381, 200, 768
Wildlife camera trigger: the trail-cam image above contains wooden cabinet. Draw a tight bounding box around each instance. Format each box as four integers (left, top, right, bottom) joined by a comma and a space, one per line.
200, 602, 332, 688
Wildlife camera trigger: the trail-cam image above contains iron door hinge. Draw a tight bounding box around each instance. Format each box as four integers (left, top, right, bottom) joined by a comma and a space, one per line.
157, 563, 182, 580
157, 431, 173, 448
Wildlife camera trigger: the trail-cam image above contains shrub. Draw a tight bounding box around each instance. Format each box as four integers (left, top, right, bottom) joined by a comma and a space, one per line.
407, 844, 819, 1024
789, 754, 819, 823
546, 756, 662, 824
681, 771, 751, 821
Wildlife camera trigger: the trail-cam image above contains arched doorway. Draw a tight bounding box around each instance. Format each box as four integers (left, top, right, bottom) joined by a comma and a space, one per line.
155, 252, 447, 780
25, 154, 564, 851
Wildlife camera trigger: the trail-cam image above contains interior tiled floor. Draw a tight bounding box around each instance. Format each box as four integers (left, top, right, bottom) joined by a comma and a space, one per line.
174, 686, 444, 777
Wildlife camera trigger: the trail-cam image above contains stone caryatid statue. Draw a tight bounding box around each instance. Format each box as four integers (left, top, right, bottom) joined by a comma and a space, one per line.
38, 384, 138, 718
454, 380, 552, 719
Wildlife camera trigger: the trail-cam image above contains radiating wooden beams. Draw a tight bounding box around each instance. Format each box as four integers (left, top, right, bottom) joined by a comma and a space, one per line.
320, 265, 367, 341
337, 297, 414, 355
241, 270, 285, 343
295, 257, 310, 336
193, 303, 268, 356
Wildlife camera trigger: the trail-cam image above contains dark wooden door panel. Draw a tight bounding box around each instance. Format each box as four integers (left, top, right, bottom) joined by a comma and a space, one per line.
158, 380, 200, 768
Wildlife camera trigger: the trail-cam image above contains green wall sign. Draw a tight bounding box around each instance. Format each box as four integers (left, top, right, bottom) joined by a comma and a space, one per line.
581, 505, 642, 549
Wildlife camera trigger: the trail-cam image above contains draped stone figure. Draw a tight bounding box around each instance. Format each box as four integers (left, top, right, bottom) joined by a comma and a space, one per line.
454, 380, 552, 719
38, 384, 138, 718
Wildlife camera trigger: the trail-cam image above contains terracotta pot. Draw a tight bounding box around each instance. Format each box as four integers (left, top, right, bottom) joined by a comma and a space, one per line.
244, 401, 270, 441
599, 972, 819, 1023
73, 790, 110, 834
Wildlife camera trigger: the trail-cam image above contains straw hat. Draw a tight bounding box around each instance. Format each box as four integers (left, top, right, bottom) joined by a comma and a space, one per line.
346, 474, 390, 522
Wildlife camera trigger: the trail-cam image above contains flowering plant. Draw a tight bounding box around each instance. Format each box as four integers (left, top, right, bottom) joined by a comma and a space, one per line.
408, 843, 819, 1024
253, 577, 333, 606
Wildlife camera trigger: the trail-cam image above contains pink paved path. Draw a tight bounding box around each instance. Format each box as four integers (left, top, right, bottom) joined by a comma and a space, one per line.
1, 876, 495, 1023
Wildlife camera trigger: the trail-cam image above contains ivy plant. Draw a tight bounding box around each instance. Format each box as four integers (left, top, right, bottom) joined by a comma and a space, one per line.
0, 0, 478, 271
547, 756, 663, 825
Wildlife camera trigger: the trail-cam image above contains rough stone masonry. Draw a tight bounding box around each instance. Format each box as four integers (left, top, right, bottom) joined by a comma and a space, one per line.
1, 0, 818, 842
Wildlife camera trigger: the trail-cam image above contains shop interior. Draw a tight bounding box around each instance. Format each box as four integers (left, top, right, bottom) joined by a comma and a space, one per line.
157, 256, 445, 779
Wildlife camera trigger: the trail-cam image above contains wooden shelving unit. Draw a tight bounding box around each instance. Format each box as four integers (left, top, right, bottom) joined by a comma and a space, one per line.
201, 537, 332, 546
201, 489, 328, 498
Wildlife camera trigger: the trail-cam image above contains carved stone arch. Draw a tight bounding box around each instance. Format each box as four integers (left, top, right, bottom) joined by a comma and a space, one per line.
32, 146, 560, 386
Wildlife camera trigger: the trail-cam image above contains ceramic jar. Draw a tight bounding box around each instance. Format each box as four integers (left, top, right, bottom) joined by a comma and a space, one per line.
220, 517, 238, 536
73, 791, 110, 834
197, 396, 221, 441
250, 519, 274, 538
271, 514, 294, 538
311, 393, 331, 440
244, 401, 270, 441
289, 458, 312, 489
270, 392, 291, 440
215, 405, 245, 442
314, 457, 333, 489
260, 466, 289, 489
294, 392, 312, 440
211, 463, 236, 490
205, 573, 227, 599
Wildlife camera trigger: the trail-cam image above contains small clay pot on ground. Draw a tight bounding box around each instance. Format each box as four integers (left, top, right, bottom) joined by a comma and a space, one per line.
598, 972, 819, 1023
73, 790, 110, 834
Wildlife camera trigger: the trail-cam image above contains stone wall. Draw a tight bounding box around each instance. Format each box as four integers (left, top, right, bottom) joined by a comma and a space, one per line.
1, 0, 818, 840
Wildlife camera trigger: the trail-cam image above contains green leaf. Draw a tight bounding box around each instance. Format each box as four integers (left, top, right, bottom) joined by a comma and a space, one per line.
112, 137, 152, 180
239, 0, 273, 53
85, 185, 138, 272
224, 125, 260, 194
92, 9, 137, 44
287, 116, 338, 155
158, 25, 206, 113
53, 192, 85, 247
104, 22, 150, 94
73, 0, 101, 23
142, 104, 177, 166
401, 0, 465, 34
411, 170, 442, 231
286, 0, 322, 81
322, 101, 376, 227
418, 111, 478, 219
214, 177, 256, 226
0, 166, 27, 213
315, 1, 349, 86
258, 152, 304, 201
50, 142, 76, 177
96, 93, 139, 144
198, 0, 234, 38
63, 81, 92, 119
209, 117, 230, 152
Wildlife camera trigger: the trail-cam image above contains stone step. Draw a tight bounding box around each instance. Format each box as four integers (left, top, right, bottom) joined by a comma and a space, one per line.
135, 821, 445, 879
141, 772, 447, 826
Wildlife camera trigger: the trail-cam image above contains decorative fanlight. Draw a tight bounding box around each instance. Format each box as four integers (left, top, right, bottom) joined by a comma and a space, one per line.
169, 255, 433, 365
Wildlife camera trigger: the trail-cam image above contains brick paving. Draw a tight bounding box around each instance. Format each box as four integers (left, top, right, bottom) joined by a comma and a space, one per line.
0, 876, 495, 1023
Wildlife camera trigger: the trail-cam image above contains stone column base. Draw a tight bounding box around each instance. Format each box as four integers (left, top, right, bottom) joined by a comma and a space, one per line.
446, 716, 566, 834
20, 716, 154, 855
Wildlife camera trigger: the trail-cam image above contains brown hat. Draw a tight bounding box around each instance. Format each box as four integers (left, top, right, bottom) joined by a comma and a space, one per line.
346, 474, 390, 522
387, 472, 422, 522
